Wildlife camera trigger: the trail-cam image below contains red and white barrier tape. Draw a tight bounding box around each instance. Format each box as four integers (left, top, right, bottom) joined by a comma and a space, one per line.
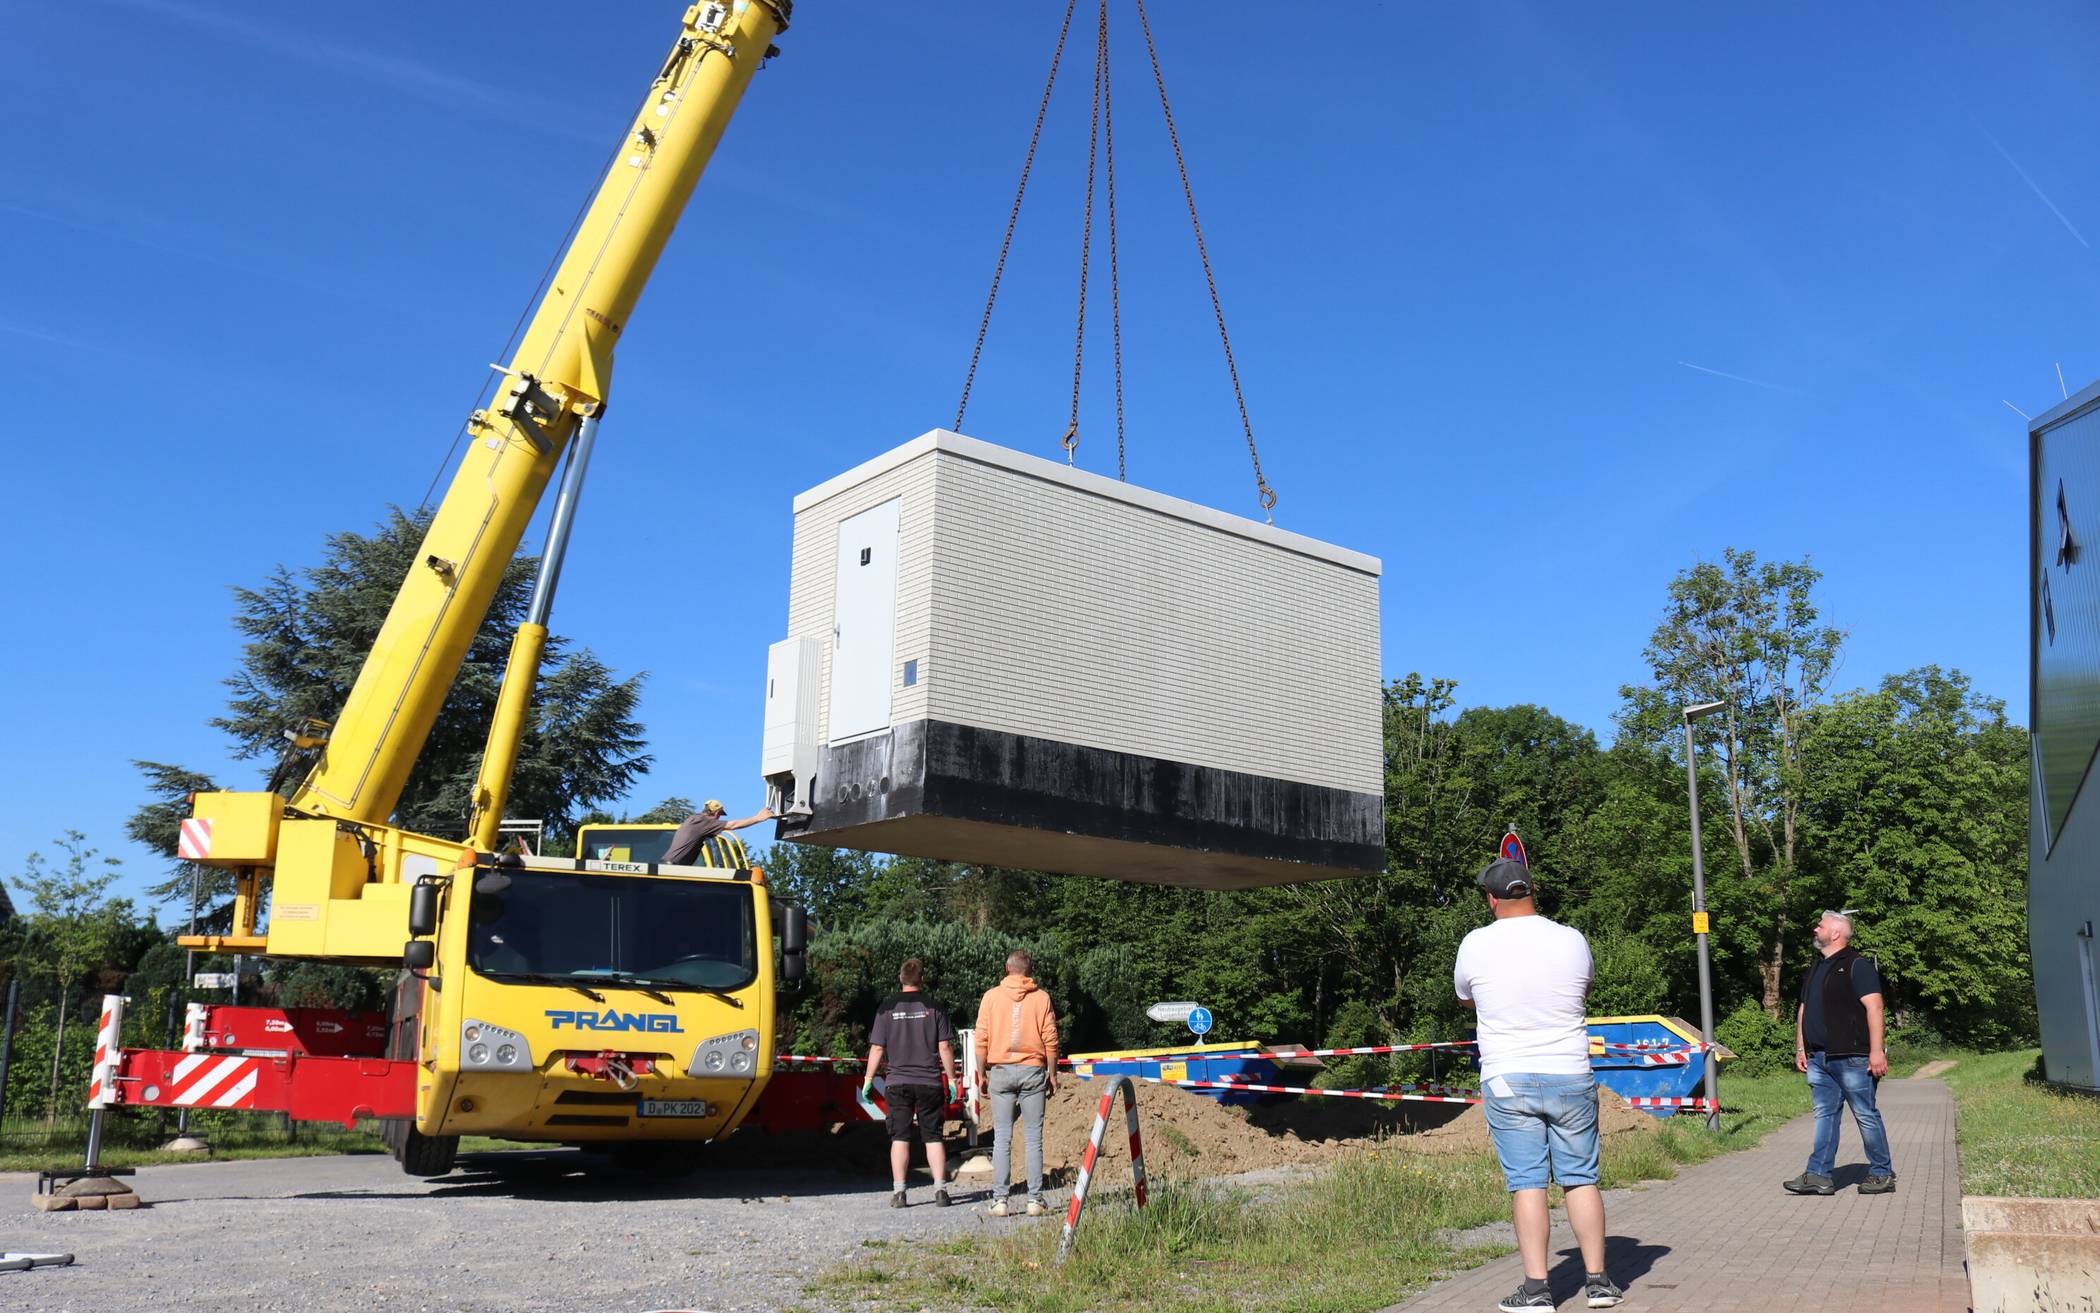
781, 1038, 1710, 1072
1624, 1096, 1719, 1111
1066, 1039, 1712, 1068
1122, 1074, 1483, 1105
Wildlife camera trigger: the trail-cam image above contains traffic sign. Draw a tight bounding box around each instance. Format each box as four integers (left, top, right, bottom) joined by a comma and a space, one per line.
190, 973, 236, 989
1186, 1006, 1213, 1037
1146, 1001, 1199, 1024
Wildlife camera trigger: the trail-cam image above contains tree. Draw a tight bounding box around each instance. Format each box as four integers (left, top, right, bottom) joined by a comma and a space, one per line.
1795, 667, 2033, 1045
10, 833, 140, 1120
630, 797, 697, 824
129, 509, 654, 901
1619, 548, 1844, 1013
766, 843, 888, 929
126, 761, 226, 912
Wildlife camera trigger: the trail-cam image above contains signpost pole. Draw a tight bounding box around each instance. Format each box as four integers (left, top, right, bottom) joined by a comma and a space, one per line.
1683, 702, 1726, 1131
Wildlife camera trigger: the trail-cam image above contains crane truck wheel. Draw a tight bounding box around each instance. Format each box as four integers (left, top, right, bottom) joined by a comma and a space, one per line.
394, 1125, 460, 1178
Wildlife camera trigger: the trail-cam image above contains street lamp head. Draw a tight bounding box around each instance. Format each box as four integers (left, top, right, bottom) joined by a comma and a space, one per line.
1683, 700, 1727, 721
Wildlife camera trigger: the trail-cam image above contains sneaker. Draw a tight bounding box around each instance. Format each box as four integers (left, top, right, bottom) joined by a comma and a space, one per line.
1026, 1197, 1050, 1217
1497, 1285, 1554, 1312
934, 1188, 952, 1208
1782, 1171, 1836, 1195
1858, 1174, 1897, 1195
888, 1189, 906, 1209
1585, 1274, 1625, 1308
989, 1196, 1011, 1217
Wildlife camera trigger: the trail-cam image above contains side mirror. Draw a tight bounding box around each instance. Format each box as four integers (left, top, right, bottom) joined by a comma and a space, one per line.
408, 882, 441, 938
778, 903, 808, 982
403, 939, 436, 970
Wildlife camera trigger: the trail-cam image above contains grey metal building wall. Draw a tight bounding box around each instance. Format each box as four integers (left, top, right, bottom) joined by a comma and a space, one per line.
2029, 379, 2100, 1092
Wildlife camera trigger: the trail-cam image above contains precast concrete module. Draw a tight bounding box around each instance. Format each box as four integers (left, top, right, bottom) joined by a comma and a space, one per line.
758, 430, 1384, 890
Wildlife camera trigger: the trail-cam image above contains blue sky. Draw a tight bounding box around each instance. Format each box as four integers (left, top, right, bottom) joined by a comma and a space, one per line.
3, 1, 2094, 915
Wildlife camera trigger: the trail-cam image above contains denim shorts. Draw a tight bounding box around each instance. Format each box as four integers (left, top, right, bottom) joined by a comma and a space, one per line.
1481, 1072, 1601, 1192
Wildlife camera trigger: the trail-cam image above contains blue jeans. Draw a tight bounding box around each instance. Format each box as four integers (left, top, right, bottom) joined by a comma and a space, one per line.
1482, 1072, 1601, 1192
1806, 1052, 1893, 1177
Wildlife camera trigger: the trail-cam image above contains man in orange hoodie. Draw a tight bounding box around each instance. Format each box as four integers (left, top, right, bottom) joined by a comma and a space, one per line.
972, 949, 1060, 1216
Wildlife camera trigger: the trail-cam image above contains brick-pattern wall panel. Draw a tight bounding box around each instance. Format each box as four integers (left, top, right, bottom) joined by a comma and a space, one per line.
923, 454, 1381, 795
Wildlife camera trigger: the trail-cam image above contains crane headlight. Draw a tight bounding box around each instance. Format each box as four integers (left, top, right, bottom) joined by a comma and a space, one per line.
460, 1019, 532, 1072
689, 1029, 761, 1080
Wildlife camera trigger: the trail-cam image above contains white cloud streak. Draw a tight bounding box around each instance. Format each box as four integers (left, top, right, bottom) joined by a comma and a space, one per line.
1972, 117, 2089, 249
107, 0, 600, 144
1675, 360, 1805, 396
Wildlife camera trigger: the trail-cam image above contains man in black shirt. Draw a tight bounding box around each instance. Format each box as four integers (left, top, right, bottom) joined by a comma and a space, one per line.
865, 958, 959, 1208
1784, 910, 1896, 1196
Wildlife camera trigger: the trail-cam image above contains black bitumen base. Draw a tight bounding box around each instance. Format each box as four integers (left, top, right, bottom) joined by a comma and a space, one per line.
773, 719, 1383, 890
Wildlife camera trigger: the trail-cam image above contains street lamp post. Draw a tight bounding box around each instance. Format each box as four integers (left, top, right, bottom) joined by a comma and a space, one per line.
1683, 700, 1727, 1131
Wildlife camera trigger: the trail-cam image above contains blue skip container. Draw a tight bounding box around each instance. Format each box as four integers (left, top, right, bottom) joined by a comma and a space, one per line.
1586, 1014, 1733, 1116
1068, 1042, 1322, 1106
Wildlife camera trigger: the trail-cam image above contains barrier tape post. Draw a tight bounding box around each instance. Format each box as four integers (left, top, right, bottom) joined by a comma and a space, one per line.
35, 994, 140, 1211
1056, 1075, 1145, 1262
82, 993, 127, 1164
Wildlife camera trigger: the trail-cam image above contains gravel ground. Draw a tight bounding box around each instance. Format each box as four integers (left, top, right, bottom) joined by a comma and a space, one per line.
0, 1149, 1050, 1313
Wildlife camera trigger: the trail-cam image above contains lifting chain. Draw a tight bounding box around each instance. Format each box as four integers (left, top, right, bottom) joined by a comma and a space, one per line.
1100, 0, 1126, 482
955, 0, 1082, 436
1064, 0, 1124, 473
1133, 0, 1276, 520
959, 0, 1273, 515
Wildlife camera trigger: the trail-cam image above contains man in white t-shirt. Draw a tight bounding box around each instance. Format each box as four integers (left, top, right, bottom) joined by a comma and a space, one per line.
1454, 858, 1622, 1311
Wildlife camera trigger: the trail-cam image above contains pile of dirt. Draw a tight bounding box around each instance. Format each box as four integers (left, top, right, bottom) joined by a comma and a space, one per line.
724, 1078, 1662, 1187
989, 1079, 1661, 1185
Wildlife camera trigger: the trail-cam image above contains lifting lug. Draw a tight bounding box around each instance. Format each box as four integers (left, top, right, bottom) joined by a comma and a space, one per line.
494, 370, 559, 454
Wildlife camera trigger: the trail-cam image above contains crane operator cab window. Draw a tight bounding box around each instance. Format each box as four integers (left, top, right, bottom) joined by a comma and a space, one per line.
581, 825, 749, 870
468, 871, 759, 993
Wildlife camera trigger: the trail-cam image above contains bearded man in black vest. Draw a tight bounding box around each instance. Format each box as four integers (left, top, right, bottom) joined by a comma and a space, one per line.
1783, 910, 1896, 1196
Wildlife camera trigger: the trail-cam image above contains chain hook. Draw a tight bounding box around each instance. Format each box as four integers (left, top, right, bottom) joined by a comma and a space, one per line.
1061, 423, 1080, 464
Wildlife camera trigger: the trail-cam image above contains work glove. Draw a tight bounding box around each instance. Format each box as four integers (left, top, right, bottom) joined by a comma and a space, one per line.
945, 1074, 961, 1105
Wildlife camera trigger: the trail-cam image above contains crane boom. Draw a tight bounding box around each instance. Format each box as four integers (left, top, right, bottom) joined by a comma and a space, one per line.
294, 0, 787, 826
180, 1, 789, 963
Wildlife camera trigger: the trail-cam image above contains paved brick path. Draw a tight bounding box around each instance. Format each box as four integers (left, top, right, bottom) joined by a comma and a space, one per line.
1383, 1077, 1967, 1313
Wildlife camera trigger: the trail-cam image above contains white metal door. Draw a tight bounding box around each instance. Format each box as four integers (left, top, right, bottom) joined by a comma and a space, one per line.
827, 498, 901, 742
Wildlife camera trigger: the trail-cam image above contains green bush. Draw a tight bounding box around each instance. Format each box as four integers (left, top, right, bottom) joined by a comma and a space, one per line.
1716, 997, 1793, 1077
1588, 932, 1669, 1017
794, 917, 1069, 1056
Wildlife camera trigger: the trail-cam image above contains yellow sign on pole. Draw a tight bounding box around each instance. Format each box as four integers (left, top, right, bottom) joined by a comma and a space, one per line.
1692, 912, 1711, 935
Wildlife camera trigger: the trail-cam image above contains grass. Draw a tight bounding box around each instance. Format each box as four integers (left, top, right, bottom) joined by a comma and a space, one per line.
1883, 1027, 1959, 1078
817, 1072, 1810, 1313
1939, 1049, 2100, 1199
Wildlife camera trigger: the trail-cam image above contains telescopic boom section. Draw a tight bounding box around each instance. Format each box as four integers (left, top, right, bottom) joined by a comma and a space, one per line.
293, 1, 787, 826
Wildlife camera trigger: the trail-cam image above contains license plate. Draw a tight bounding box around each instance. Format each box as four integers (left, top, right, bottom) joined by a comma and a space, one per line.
638, 1100, 711, 1118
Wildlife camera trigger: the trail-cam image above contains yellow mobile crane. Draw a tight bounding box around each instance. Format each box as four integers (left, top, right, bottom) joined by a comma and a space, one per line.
112, 2, 808, 1177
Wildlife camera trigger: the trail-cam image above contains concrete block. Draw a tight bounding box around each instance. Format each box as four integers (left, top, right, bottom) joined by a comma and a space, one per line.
1962, 1196, 2100, 1313
767, 431, 1383, 888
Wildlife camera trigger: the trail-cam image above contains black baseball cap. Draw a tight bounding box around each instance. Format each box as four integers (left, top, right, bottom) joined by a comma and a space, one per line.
1477, 858, 1533, 898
